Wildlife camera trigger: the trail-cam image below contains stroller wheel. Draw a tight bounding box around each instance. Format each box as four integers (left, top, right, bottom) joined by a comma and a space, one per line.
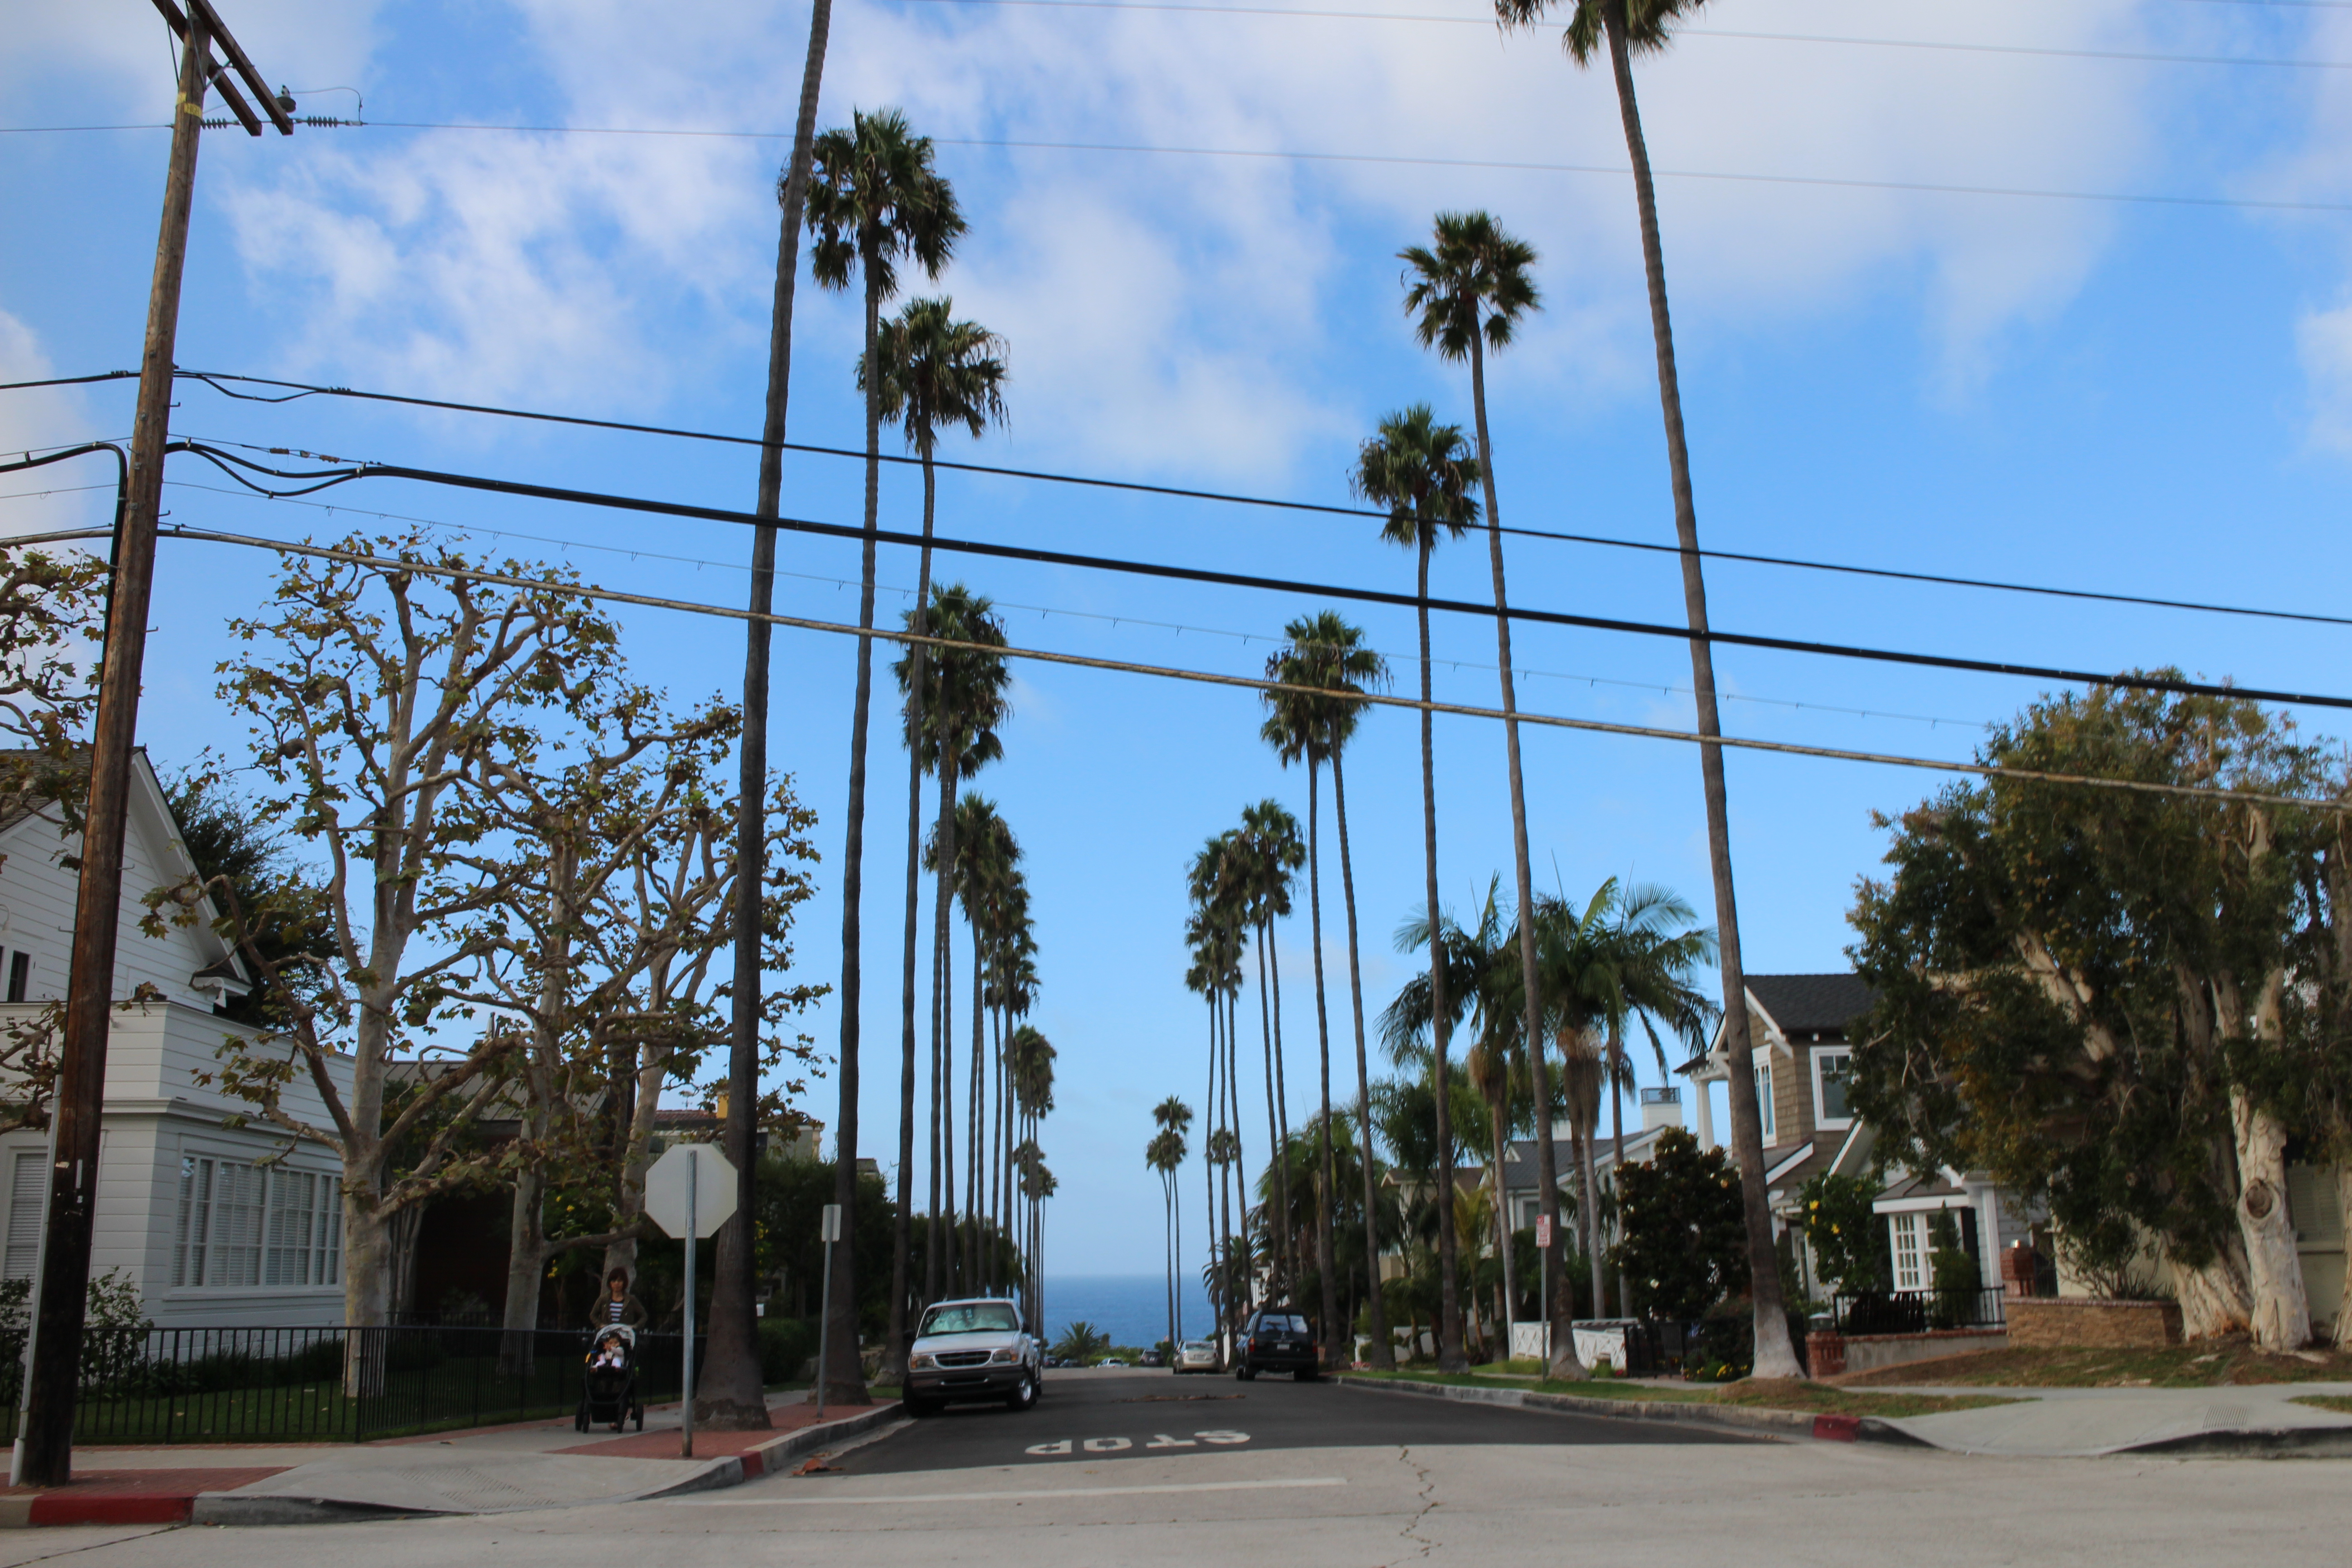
575, 1402, 590, 1433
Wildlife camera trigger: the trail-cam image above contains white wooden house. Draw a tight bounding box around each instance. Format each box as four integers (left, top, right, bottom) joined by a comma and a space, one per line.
0, 752, 354, 1327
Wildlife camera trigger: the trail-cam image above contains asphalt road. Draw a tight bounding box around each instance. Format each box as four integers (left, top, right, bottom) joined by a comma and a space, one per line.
830, 1367, 1745, 1475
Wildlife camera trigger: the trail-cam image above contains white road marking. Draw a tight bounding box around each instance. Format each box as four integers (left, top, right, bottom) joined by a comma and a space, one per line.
1082, 1436, 1132, 1452
1144, 1435, 1196, 1449
680, 1477, 1348, 1506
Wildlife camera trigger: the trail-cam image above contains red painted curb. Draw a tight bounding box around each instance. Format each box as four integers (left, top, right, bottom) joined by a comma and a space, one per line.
27, 1494, 193, 1527
1811, 1414, 1862, 1443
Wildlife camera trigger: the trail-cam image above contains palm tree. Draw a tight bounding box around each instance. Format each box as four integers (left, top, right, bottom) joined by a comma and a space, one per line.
1186, 843, 1250, 1348
1353, 405, 1480, 1374
1260, 611, 1391, 1368
714, 0, 834, 1431
868, 299, 1008, 1377
1009, 1024, 1056, 1327
805, 105, 965, 1395
897, 587, 1010, 1299
1232, 801, 1304, 1298
1147, 1125, 1186, 1352
951, 794, 1019, 1292
1495, 0, 1796, 1378
1529, 877, 1717, 1319
1398, 211, 1570, 1372
1152, 1097, 1194, 1345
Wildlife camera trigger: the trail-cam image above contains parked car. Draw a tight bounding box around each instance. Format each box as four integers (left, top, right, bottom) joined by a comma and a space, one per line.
1174, 1339, 1219, 1375
904, 1297, 1044, 1416
1140, 1349, 1167, 1367
1235, 1310, 1319, 1381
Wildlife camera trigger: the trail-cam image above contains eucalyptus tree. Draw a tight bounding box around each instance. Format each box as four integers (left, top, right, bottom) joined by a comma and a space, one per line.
1398, 211, 1568, 1363
867, 299, 1008, 1373
1493, 0, 1796, 1377
1261, 612, 1392, 1367
806, 106, 966, 1392
1354, 404, 1480, 1373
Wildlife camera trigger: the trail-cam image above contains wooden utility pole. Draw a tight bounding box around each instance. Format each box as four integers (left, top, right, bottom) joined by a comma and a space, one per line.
17, 0, 291, 1489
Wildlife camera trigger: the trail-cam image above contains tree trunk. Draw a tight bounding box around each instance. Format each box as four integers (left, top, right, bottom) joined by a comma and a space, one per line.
2337, 1167, 2352, 1351
1602, 3, 1800, 1380
929, 739, 960, 1302
1611, 1027, 1631, 1320
2177, 1246, 2254, 1342
1256, 925, 1285, 1298
718, 0, 833, 1428
1490, 1096, 1515, 1345
604, 1041, 671, 1288
341, 1192, 393, 1397
2230, 1089, 2311, 1351
966, 916, 985, 1287
1269, 917, 1294, 1296
886, 448, 939, 1384
1330, 752, 1393, 1368
1410, 539, 1466, 1373
1307, 759, 1342, 1365
1205, 995, 1222, 1356
499, 1160, 548, 1375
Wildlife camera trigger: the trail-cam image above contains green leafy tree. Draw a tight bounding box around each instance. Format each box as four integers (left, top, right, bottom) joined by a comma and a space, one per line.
1353, 404, 1480, 1375
1610, 1127, 1746, 1321
1797, 1172, 1886, 1295
1848, 681, 2332, 1348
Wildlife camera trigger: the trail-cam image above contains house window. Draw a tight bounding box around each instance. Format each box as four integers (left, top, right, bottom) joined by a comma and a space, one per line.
1813, 1048, 1853, 1128
174, 1156, 339, 1289
5, 952, 25, 1004
4, 1150, 45, 1279
1890, 1211, 1927, 1291
1754, 1063, 1775, 1142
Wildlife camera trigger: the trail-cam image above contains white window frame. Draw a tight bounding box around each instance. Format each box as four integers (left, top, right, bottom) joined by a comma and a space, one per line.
173, 1154, 341, 1292
1751, 1052, 1776, 1143
1812, 1046, 1854, 1131
1889, 1211, 1927, 1291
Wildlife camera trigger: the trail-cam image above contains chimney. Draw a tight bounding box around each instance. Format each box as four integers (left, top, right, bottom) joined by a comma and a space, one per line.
1639, 1085, 1682, 1134
712, 1091, 730, 1126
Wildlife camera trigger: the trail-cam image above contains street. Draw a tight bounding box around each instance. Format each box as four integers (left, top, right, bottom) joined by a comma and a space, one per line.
8, 1368, 2350, 1567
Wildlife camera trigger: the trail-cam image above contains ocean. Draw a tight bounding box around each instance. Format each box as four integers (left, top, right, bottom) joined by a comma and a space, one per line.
1042, 1274, 1217, 1352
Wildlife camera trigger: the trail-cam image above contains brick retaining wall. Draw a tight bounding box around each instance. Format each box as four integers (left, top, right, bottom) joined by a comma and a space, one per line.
2006, 1298, 2183, 1349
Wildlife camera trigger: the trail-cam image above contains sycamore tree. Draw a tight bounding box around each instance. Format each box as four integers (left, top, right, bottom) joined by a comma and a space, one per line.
1848, 681, 2342, 1350
0, 543, 112, 1134
151, 533, 634, 1338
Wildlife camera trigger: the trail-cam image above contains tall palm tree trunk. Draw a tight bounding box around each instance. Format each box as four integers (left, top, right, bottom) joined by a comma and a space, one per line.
1255, 934, 1284, 1298
1414, 539, 1468, 1373
927, 746, 960, 1304
1269, 927, 1294, 1295
1490, 1095, 1515, 1343
1602, 2, 1799, 1378
1204, 996, 1222, 1357
1331, 751, 1393, 1369
1223, 989, 1243, 1333
1610, 1024, 1631, 1319
1173, 1155, 1185, 1342
886, 451, 938, 1383
719, 0, 834, 1427
1307, 760, 1342, 1364
1464, 327, 1579, 1378
1584, 1103, 1603, 1318
966, 932, 984, 1285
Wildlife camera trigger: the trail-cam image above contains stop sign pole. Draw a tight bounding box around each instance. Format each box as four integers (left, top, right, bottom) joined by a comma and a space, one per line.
644, 1142, 738, 1459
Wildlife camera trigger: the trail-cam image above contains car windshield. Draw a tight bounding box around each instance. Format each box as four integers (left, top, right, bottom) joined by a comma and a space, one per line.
1255, 1315, 1308, 1334
1181, 1341, 1213, 1354
920, 1303, 1020, 1336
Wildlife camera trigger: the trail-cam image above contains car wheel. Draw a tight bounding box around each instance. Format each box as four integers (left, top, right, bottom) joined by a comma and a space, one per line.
1238, 1365, 1257, 1382
1005, 1372, 1037, 1412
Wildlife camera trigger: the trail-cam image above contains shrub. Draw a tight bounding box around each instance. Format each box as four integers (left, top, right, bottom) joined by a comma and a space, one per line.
757, 1316, 819, 1383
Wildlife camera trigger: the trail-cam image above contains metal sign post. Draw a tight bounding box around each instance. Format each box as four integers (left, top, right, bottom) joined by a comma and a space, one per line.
813, 1203, 841, 1421
642, 1142, 736, 1461
681, 1148, 697, 1459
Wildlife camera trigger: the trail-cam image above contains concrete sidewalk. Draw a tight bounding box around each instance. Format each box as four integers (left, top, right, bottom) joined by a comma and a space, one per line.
1876, 1380, 2352, 1457
1, 1389, 903, 1527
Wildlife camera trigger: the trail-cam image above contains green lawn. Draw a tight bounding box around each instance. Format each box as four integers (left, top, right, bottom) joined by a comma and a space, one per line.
1837, 1342, 2352, 1390
2290, 1394, 2352, 1416
1350, 1368, 2024, 1420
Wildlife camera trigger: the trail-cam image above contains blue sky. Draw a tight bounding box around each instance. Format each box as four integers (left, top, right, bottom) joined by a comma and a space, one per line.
6, 0, 2352, 1279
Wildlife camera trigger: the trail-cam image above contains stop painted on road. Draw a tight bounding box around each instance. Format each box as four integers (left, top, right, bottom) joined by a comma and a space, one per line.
1026, 1431, 1250, 1455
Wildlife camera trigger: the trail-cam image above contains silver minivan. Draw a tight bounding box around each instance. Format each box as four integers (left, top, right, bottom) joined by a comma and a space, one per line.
904, 1297, 1044, 1415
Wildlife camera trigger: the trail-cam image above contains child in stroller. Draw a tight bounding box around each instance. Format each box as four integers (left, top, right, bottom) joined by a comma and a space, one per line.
577, 1324, 645, 1433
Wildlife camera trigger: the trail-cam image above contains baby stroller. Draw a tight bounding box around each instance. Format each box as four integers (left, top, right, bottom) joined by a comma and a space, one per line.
577, 1324, 645, 1433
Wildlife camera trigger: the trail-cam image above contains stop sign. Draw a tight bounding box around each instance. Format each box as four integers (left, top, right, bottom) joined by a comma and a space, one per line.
642, 1142, 737, 1239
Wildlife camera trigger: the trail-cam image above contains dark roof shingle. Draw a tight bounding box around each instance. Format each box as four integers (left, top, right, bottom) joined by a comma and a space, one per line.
1746, 973, 1877, 1036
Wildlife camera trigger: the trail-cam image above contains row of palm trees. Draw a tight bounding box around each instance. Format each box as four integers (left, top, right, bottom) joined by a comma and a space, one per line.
813, 0, 1794, 1397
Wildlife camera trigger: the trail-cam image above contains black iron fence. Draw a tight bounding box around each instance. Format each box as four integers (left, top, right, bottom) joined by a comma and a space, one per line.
1831, 1286, 2007, 1336
0, 1323, 706, 1444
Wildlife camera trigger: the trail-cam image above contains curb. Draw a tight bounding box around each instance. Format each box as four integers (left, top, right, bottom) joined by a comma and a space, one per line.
185, 1401, 907, 1527
1337, 1374, 1924, 1447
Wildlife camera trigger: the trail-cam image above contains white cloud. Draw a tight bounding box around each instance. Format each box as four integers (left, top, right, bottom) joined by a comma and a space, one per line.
0, 311, 111, 539
140, 1, 2210, 470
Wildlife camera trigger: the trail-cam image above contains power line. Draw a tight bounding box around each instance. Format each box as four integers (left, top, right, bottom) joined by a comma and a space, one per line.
900, 0, 2352, 73
118, 522, 2349, 814
172, 439, 2352, 712
8, 118, 2347, 216
20, 366, 2335, 632
149, 475, 1992, 730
